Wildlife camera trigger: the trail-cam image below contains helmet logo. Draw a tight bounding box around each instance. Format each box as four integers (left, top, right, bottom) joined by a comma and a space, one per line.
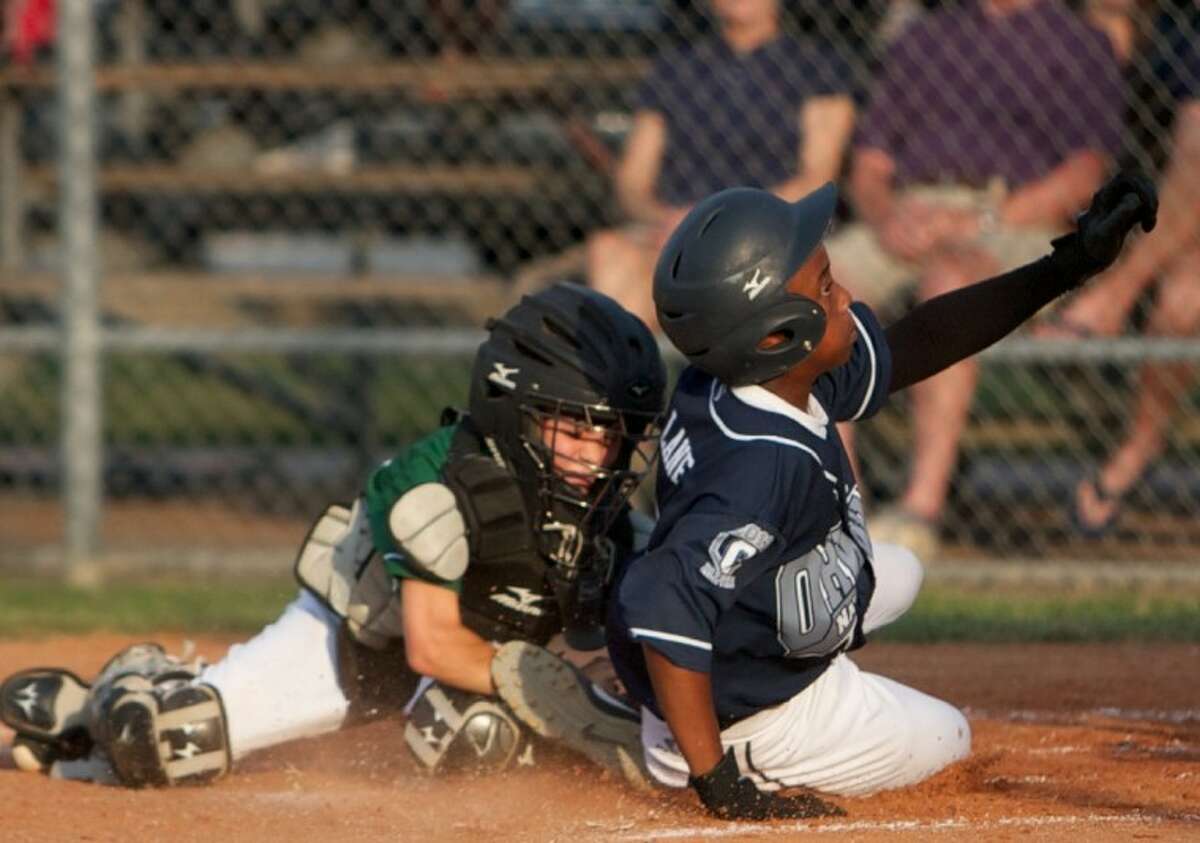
742, 267, 772, 301
629, 380, 650, 398
487, 362, 520, 390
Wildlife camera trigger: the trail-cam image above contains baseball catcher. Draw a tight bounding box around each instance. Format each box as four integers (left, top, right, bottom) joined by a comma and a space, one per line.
487, 172, 1157, 819
1, 282, 666, 788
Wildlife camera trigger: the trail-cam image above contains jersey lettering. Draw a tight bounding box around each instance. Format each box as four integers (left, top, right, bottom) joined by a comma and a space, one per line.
774, 522, 866, 659
700, 523, 774, 589
844, 485, 872, 555
835, 604, 855, 635
659, 410, 695, 484
793, 570, 813, 633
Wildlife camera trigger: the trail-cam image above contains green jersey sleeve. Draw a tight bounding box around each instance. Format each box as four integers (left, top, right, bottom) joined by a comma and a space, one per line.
364, 424, 463, 592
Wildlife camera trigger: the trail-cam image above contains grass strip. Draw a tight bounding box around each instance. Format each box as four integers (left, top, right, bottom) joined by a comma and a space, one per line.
0, 578, 297, 637
1, 579, 1198, 642
877, 586, 1200, 642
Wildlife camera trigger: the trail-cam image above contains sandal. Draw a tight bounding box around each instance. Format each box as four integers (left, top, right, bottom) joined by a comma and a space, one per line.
1069, 470, 1126, 538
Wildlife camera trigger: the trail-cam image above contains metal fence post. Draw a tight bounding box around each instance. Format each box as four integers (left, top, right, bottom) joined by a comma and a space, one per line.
0, 91, 23, 270
60, 0, 102, 586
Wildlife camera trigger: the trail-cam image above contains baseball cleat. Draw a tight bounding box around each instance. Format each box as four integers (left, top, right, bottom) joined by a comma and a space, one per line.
1, 668, 94, 768
491, 641, 652, 790
1, 668, 91, 738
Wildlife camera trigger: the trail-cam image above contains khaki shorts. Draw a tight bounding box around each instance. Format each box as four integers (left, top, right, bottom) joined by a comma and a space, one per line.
825, 184, 1062, 308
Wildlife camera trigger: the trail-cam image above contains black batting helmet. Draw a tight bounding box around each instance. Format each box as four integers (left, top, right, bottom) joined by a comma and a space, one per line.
653, 183, 837, 386
468, 282, 666, 560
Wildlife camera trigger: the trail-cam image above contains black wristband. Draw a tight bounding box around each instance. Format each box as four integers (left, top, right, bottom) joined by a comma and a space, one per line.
1047, 231, 1100, 290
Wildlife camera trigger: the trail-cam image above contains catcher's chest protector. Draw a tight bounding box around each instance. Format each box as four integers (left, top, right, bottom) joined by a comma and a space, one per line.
443, 437, 563, 645
445, 426, 637, 646
459, 559, 562, 645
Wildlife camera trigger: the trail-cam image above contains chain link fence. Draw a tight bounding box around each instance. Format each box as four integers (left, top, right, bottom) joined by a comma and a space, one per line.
0, 0, 1197, 575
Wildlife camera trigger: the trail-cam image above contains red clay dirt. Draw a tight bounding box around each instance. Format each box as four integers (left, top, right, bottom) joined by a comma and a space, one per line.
2, 635, 1197, 842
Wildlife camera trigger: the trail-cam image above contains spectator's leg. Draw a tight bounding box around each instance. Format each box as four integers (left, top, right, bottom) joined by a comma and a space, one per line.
1075, 250, 1200, 528
586, 227, 660, 332
1044, 243, 1161, 339
899, 252, 996, 524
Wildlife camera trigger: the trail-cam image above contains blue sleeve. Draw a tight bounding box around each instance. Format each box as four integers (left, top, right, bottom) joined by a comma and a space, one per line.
616, 507, 783, 673
816, 302, 892, 422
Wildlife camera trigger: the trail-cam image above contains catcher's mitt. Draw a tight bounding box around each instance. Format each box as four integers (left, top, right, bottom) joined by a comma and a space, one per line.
490, 641, 652, 790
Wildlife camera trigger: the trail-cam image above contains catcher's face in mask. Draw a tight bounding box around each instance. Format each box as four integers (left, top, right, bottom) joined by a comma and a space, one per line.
538, 416, 621, 492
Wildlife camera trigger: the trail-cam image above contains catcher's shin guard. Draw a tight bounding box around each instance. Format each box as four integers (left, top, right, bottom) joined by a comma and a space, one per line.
92, 678, 231, 787
1, 668, 93, 771
490, 642, 651, 790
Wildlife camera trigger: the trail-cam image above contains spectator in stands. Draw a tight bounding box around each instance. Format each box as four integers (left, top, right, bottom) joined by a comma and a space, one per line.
3, 0, 54, 64
586, 0, 856, 331
1039, 1, 1200, 534
825, 0, 1124, 560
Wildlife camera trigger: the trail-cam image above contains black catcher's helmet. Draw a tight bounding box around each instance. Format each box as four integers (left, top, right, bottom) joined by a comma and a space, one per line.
468, 282, 667, 565
653, 183, 837, 386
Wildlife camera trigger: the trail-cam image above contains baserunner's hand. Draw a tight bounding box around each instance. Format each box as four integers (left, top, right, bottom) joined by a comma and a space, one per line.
1051, 170, 1158, 281
688, 748, 846, 821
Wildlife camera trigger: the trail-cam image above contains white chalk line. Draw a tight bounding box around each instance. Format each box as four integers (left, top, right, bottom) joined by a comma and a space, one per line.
966, 707, 1200, 724
1092, 707, 1200, 724
614, 811, 1200, 840
1020, 745, 1089, 755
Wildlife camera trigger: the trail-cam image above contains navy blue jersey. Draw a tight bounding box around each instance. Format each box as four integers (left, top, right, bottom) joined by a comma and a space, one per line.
609, 303, 891, 723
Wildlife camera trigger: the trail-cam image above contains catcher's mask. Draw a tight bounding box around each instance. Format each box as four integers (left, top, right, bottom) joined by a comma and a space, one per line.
468, 282, 667, 568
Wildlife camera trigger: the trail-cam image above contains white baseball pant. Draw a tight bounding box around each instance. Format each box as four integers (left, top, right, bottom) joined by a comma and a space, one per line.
640, 542, 971, 796
198, 590, 350, 760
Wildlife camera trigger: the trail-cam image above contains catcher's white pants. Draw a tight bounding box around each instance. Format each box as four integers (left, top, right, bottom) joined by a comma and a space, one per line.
641, 543, 971, 797
198, 590, 349, 760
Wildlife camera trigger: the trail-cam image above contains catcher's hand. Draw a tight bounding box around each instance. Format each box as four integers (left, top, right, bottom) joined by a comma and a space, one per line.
688, 749, 846, 821
1051, 170, 1158, 280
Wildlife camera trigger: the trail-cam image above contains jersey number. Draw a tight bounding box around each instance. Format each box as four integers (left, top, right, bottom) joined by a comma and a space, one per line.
774, 527, 864, 659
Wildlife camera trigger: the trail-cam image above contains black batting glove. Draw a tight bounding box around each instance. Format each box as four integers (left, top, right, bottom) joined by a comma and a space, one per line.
1050, 170, 1158, 284
688, 748, 846, 821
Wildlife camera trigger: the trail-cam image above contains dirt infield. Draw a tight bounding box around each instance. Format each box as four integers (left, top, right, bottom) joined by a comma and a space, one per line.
3, 635, 1197, 842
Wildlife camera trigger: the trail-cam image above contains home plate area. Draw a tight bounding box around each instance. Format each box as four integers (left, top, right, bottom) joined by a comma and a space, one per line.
2, 635, 1197, 842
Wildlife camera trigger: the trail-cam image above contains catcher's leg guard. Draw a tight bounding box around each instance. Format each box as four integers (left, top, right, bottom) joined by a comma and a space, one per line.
489, 642, 651, 790
93, 677, 231, 787
1, 668, 93, 771
403, 679, 529, 775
